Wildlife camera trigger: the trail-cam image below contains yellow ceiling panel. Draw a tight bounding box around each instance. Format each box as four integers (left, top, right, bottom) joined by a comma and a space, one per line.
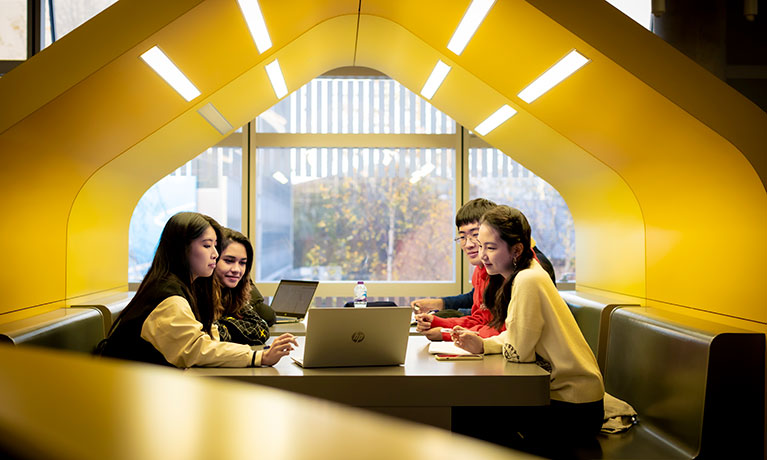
1, 0, 764, 328
67, 14, 358, 298
0, 0, 206, 134
355, 14, 646, 297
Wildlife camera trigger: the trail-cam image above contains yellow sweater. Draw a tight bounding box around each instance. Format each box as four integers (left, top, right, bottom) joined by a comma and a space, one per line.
482, 260, 604, 403
141, 296, 261, 368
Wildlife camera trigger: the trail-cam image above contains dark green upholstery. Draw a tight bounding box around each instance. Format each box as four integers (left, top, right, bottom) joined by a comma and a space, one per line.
72, 291, 135, 334
559, 290, 637, 374
596, 307, 765, 459
0, 307, 105, 354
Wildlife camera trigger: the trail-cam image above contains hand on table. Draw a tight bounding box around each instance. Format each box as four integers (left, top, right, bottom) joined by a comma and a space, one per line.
451, 326, 484, 354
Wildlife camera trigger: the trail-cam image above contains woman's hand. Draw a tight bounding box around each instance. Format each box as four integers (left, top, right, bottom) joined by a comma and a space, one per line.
422, 327, 445, 341
261, 333, 298, 366
415, 313, 434, 332
451, 327, 484, 354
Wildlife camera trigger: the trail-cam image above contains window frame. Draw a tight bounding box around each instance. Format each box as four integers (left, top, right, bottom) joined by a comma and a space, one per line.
245, 118, 466, 299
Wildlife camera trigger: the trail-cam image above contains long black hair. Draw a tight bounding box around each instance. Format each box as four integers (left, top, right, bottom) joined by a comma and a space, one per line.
111, 212, 222, 335
481, 206, 534, 330
217, 228, 254, 318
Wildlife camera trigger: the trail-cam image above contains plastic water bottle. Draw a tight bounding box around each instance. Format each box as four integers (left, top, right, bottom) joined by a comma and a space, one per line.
353, 281, 367, 308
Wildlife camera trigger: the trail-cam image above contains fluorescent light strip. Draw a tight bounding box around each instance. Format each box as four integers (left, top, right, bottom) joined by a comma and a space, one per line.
447, 0, 495, 55
198, 103, 233, 135
409, 163, 436, 184
265, 59, 288, 99
517, 50, 590, 103
237, 0, 272, 53
272, 171, 289, 184
140, 46, 200, 102
421, 60, 451, 100
474, 105, 517, 136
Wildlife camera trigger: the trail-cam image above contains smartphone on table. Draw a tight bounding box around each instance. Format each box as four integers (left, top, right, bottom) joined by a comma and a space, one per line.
435, 353, 482, 361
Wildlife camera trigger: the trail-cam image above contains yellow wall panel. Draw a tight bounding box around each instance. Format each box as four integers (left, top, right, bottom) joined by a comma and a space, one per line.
355, 15, 647, 298
66, 15, 358, 298
0, 0, 206, 134
1, 0, 764, 336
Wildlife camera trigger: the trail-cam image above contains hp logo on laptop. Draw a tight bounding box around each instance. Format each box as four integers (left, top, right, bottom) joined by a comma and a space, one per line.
351, 331, 365, 343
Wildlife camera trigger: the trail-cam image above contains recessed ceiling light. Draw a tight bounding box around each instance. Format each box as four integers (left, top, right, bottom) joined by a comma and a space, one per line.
265, 59, 288, 99
197, 103, 233, 135
140, 46, 200, 102
474, 105, 517, 136
421, 60, 451, 100
517, 50, 590, 103
237, 0, 272, 53
447, 0, 496, 55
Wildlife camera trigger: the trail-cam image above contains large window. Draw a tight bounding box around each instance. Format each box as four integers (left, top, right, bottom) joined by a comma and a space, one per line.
255, 146, 455, 282
253, 77, 458, 292
256, 77, 455, 134
45, 0, 117, 45
468, 147, 576, 282
128, 145, 243, 282
128, 72, 576, 296
1, 0, 118, 74
0, 0, 26, 60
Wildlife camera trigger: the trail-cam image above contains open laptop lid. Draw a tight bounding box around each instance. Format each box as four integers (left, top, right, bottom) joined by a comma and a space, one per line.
292, 307, 411, 368
270, 280, 319, 319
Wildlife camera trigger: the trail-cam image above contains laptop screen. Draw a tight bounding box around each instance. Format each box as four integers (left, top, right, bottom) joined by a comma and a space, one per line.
270, 280, 319, 317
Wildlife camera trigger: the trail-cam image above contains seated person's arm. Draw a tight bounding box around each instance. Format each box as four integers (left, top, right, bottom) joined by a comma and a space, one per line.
442, 289, 474, 311
410, 297, 444, 314
141, 296, 257, 368
411, 289, 475, 314
250, 282, 276, 326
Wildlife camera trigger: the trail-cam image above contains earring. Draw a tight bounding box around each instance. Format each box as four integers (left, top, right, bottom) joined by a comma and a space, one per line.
511, 257, 517, 270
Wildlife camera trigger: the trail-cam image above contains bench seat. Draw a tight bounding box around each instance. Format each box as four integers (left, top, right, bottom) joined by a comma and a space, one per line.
0, 307, 105, 353
559, 290, 639, 373
596, 306, 765, 459
71, 291, 135, 334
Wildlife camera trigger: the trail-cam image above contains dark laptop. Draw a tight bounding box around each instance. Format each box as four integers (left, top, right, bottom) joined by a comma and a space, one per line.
270, 279, 319, 323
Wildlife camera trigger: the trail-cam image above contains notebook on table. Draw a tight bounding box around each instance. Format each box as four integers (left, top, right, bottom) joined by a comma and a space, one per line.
291, 307, 412, 368
270, 280, 319, 323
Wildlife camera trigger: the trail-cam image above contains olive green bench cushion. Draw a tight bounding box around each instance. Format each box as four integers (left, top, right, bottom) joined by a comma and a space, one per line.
559, 290, 638, 374
0, 307, 105, 354
597, 307, 765, 459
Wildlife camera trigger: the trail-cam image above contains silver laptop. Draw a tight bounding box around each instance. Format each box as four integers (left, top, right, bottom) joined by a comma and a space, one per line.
270, 280, 319, 323
291, 307, 412, 368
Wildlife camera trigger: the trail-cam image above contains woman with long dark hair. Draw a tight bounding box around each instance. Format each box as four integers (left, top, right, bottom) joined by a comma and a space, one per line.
214, 228, 277, 344
99, 212, 295, 367
452, 206, 604, 452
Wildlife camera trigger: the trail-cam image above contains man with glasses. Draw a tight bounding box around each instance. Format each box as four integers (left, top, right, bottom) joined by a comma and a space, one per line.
412, 198, 555, 341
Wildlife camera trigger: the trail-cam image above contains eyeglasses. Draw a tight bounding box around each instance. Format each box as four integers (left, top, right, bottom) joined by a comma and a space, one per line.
453, 233, 480, 246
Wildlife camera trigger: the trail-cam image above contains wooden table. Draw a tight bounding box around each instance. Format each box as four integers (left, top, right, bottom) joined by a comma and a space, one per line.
188, 336, 550, 430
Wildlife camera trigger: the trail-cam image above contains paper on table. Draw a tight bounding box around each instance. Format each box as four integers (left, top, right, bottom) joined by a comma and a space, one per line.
427, 341, 475, 355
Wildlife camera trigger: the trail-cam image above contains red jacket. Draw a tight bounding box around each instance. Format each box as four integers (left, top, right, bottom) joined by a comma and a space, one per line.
429, 265, 505, 340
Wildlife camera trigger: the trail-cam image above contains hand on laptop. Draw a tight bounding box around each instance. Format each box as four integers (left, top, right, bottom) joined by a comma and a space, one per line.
262, 333, 298, 366
451, 327, 484, 354
410, 298, 444, 315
